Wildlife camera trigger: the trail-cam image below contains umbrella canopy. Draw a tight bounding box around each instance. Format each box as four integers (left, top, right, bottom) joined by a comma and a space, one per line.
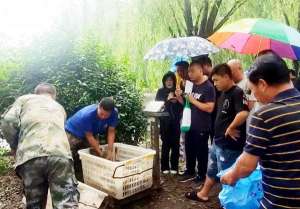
208, 18, 300, 60
144, 36, 219, 60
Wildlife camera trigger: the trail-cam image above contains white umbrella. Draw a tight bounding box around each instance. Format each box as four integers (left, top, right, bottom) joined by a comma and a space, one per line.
144, 36, 219, 60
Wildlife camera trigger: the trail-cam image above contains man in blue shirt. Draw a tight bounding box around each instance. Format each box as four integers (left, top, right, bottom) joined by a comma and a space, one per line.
65, 97, 118, 178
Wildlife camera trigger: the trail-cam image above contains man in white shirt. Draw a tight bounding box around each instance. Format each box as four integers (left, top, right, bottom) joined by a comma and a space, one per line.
228, 59, 261, 133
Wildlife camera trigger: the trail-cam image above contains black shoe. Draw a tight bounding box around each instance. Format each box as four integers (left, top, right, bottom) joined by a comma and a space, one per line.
193, 175, 206, 183
178, 171, 196, 183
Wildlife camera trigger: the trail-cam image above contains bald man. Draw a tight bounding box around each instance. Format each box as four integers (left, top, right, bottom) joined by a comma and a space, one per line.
227, 59, 246, 89
227, 59, 257, 131
227, 59, 255, 105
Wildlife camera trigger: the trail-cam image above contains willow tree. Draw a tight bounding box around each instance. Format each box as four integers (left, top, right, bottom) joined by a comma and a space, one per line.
281, 0, 300, 74
158, 0, 248, 38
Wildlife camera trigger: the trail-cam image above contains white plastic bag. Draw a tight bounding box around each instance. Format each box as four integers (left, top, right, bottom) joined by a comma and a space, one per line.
180, 99, 191, 132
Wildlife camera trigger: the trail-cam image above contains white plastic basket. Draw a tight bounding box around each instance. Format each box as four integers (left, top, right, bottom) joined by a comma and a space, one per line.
78, 143, 156, 200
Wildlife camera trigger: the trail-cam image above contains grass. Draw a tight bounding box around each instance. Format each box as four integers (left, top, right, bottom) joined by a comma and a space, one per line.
0, 148, 13, 175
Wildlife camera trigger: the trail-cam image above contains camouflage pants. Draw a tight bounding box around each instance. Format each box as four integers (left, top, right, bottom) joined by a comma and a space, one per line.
66, 133, 89, 181
17, 156, 79, 209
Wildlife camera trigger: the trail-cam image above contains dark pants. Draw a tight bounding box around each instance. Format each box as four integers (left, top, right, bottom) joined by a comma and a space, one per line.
160, 120, 180, 171
185, 130, 209, 178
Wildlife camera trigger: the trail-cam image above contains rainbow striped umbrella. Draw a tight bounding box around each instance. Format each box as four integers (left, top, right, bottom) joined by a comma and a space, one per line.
208, 18, 300, 60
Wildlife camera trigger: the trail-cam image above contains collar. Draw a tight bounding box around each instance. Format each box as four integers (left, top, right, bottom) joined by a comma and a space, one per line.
272, 88, 300, 102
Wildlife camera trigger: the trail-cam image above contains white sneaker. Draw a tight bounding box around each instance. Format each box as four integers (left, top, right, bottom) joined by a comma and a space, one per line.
170, 170, 177, 175
162, 170, 170, 174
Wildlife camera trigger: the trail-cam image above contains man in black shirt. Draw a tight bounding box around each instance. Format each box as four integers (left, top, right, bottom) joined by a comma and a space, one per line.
176, 60, 215, 183
192, 55, 217, 144
185, 63, 249, 202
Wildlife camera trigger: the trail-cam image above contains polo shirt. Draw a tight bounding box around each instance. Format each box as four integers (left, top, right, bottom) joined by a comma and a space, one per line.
244, 88, 300, 209
65, 104, 118, 140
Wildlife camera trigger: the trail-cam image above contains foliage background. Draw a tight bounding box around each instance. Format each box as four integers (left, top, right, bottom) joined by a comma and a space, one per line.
0, 33, 147, 144
0, 0, 300, 144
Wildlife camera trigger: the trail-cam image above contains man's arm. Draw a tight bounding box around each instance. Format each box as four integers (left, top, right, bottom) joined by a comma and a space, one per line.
188, 94, 215, 113
222, 110, 269, 185
221, 152, 259, 185
107, 126, 116, 152
0, 97, 24, 151
187, 83, 215, 113
225, 110, 249, 140
226, 89, 250, 140
85, 132, 102, 156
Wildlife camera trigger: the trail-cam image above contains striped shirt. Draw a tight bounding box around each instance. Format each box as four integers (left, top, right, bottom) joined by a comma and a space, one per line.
244, 88, 300, 209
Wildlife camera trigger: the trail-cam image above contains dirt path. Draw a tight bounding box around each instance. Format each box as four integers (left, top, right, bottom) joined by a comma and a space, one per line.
126, 174, 221, 209
0, 170, 24, 209
0, 169, 221, 209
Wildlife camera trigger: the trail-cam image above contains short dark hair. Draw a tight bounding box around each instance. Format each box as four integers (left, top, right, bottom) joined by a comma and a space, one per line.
190, 60, 203, 68
191, 55, 212, 67
99, 97, 115, 112
211, 63, 232, 78
256, 49, 276, 57
249, 52, 290, 85
175, 61, 189, 69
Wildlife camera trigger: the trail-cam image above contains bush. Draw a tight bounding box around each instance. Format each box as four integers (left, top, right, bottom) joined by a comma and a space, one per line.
0, 38, 147, 145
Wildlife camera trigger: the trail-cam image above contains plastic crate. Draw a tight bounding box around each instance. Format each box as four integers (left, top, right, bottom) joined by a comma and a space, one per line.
78, 143, 156, 200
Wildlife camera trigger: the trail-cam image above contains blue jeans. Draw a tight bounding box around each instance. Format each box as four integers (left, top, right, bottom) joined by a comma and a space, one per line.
207, 142, 242, 181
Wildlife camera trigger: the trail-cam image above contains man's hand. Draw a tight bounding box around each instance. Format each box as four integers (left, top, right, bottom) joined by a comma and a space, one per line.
106, 150, 114, 161
220, 169, 238, 186
225, 126, 240, 141
175, 89, 183, 98
85, 132, 102, 156
187, 94, 197, 104
90, 146, 102, 157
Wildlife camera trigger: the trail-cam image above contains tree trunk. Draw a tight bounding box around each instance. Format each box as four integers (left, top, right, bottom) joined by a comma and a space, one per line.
198, 0, 209, 37
184, 0, 194, 36
293, 3, 300, 77
167, 0, 247, 38
205, 0, 223, 37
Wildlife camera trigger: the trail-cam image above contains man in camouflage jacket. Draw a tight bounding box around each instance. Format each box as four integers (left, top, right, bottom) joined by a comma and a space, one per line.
0, 83, 79, 209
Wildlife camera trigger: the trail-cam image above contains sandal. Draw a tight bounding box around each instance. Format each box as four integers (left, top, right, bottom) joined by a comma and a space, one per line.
185, 191, 209, 202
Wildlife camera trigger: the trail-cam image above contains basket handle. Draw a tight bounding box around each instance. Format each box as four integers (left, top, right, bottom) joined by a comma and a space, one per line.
112, 164, 153, 179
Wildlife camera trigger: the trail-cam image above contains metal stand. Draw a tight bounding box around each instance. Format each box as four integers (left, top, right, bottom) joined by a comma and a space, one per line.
144, 111, 169, 189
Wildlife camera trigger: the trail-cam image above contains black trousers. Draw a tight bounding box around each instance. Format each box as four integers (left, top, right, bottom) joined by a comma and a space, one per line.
160, 120, 180, 171
185, 130, 209, 177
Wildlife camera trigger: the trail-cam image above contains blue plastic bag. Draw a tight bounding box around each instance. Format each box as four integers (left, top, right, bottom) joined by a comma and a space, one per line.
217, 165, 263, 209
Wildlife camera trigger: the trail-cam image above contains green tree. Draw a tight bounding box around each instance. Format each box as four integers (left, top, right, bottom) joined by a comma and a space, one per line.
0, 34, 147, 145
